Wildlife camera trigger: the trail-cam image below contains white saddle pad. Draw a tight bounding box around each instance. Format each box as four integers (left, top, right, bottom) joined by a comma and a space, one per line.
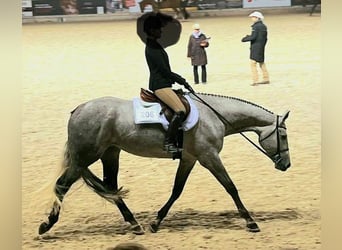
133, 94, 199, 131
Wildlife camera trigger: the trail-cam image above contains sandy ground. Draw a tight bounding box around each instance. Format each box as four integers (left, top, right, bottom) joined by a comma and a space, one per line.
22, 13, 321, 249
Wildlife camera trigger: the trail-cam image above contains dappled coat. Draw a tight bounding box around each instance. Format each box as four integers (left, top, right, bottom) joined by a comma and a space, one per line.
187, 33, 209, 66
241, 20, 268, 62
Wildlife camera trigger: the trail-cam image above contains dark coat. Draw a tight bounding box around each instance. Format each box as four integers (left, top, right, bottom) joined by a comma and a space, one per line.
145, 38, 186, 91
241, 20, 268, 62
187, 33, 209, 66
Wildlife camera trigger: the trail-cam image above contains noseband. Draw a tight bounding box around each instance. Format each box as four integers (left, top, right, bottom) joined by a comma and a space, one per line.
259, 115, 289, 164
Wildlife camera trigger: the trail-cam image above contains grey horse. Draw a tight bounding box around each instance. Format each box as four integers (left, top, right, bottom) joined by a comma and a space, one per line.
38, 92, 291, 235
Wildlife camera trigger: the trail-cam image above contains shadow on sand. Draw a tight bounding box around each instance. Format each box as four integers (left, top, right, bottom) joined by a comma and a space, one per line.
36, 208, 301, 241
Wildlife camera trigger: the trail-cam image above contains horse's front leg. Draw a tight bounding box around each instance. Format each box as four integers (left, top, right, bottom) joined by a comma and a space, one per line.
150, 157, 196, 232
199, 154, 260, 232
101, 146, 145, 235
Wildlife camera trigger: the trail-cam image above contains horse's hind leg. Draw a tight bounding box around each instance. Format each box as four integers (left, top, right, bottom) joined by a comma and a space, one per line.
101, 146, 144, 235
38, 165, 82, 235
149, 158, 196, 232
199, 154, 260, 232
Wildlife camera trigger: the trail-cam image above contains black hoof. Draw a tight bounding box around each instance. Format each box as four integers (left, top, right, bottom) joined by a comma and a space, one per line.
131, 224, 145, 235
38, 222, 52, 235
149, 221, 159, 233
247, 222, 260, 233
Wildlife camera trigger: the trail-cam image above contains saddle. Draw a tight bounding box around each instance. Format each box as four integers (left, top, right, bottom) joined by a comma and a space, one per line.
140, 88, 191, 122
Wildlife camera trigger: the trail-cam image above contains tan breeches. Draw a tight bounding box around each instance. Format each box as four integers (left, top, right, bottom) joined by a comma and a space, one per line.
250, 60, 269, 83
154, 88, 186, 113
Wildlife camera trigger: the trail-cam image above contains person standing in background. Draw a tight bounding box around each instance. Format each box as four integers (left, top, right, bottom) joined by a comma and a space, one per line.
241, 11, 270, 86
187, 23, 209, 84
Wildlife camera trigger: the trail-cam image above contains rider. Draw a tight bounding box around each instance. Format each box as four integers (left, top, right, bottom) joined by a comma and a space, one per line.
143, 13, 191, 153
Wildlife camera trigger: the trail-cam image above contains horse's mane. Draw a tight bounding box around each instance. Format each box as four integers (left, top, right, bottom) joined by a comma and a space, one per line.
194, 92, 274, 114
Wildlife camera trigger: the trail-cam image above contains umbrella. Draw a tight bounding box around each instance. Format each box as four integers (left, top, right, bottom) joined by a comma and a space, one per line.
137, 12, 182, 48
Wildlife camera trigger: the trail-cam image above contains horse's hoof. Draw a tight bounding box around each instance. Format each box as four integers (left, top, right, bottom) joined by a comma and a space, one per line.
38, 222, 52, 235
247, 222, 260, 233
149, 221, 159, 233
131, 224, 145, 235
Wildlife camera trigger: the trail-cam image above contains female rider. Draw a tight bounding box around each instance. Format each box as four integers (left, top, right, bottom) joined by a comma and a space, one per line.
143, 13, 191, 153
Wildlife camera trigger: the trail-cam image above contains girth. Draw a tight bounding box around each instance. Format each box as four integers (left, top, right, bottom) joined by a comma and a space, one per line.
140, 88, 191, 122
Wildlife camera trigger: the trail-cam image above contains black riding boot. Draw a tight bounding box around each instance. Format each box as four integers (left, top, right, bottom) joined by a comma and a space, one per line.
164, 111, 186, 153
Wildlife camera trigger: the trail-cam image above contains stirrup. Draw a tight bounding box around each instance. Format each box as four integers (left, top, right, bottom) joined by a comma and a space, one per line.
164, 143, 183, 153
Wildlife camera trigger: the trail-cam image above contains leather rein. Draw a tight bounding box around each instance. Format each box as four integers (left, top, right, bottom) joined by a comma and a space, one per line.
189, 91, 287, 164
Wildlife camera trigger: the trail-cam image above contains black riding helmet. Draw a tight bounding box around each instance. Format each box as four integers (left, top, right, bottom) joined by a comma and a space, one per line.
137, 12, 182, 48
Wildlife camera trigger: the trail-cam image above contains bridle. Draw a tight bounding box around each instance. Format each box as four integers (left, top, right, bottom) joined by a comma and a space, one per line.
226, 114, 288, 164
189, 91, 288, 164
258, 115, 289, 164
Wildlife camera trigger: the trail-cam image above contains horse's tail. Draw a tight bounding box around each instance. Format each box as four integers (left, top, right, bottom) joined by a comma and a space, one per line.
33, 141, 72, 213
61, 140, 72, 172
51, 141, 73, 209
81, 168, 129, 204
62, 140, 129, 204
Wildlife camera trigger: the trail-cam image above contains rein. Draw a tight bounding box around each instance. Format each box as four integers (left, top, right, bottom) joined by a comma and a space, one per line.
188, 90, 281, 163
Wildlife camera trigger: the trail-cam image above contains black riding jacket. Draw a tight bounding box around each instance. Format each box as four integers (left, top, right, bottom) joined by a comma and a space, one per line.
145, 38, 186, 91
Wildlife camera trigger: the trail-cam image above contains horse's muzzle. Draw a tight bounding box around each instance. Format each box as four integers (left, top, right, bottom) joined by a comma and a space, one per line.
273, 155, 291, 171
275, 161, 291, 171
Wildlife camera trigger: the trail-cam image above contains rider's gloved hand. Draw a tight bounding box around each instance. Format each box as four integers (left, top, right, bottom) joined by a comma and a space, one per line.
173, 73, 194, 92
183, 82, 194, 92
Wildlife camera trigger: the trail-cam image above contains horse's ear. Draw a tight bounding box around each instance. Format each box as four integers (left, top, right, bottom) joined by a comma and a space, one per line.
280, 110, 290, 124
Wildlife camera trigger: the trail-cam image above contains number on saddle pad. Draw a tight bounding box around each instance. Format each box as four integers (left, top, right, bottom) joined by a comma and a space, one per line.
133, 98, 162, 124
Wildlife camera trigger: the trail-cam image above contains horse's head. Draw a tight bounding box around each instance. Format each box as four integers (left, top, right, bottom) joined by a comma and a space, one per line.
259, 111, 291, 171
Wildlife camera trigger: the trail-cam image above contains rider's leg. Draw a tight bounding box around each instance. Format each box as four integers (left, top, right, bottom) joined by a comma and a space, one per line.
154, 88, 186, 152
